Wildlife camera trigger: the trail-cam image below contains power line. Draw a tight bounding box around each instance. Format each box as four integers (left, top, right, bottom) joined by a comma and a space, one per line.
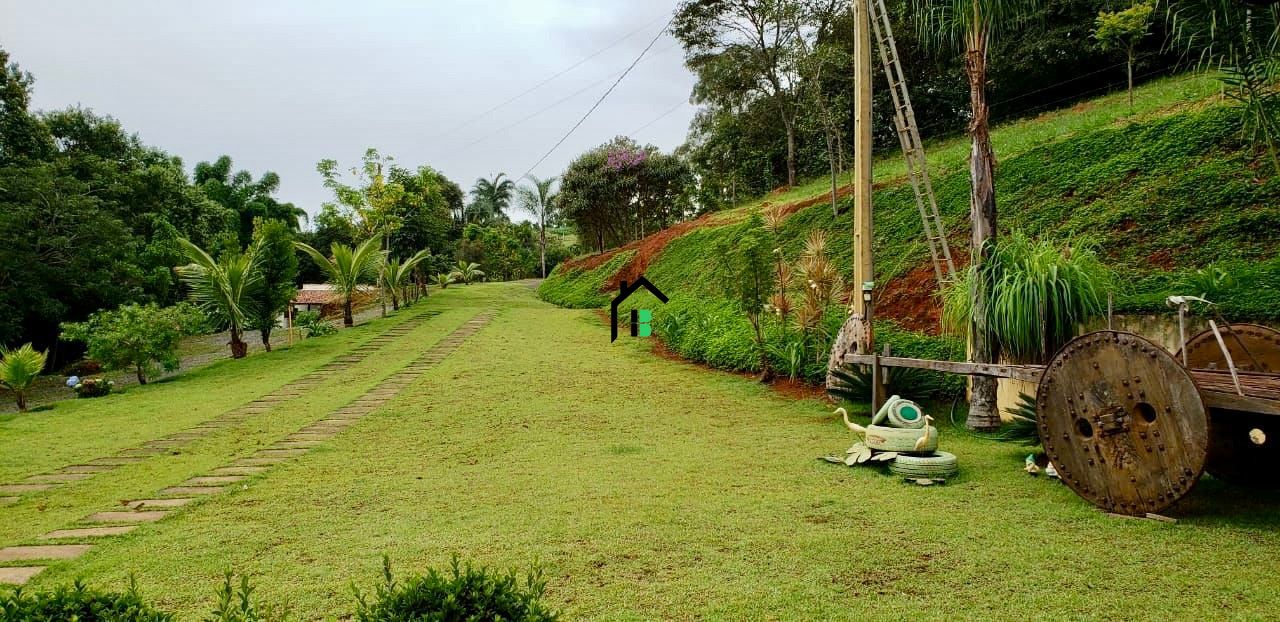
630, 99, 690, 137
428, 12, 671, 142
520, 16, 676, 179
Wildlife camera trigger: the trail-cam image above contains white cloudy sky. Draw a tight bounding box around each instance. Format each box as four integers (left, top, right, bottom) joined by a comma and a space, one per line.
1, 0, 696, 222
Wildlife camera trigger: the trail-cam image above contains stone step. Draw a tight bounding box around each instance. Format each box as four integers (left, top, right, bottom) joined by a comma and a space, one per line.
125, 498, 193, 510
84, 510, 168, 524
26, 473, 92, 484
0, 567, 44, 585
183, 476, 245, 486
42, 525, 137, 539
0, 484, 52, 494
62, 465, 114, 474
209, 466, 266, 476
0, 544, 92, 561
159, 486, 224, 496
87, 457, 145, 466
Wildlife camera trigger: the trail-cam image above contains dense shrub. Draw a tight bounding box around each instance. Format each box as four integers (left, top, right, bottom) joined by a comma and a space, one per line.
0, 580, 172, 621
60, 303, 204, 385
353, 556, 557, 622
72, 376, 114, 399
294, 311, 337, 338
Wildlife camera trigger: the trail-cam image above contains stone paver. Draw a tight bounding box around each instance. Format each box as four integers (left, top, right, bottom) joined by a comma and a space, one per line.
231, 457, 285, 467
184, 476, 246, 485
87, 457, 145, 466
159, 486, 225, 496
209, 466, 266, 476
0, 544, 92, 561
0, 567, 44, 585
63, 465, 114, 474
26, 473, 93, 483
0, 484, 51, 494
126, 498, 194, 509
256, 448, 309, 457
42, 525, 137, 539
84, 510, 168, 523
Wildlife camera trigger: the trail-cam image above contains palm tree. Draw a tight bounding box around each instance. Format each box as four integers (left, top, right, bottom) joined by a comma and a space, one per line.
518, 175, 558, 278
448, 261, 485, 285
295, 238, 383, 327
0, 343, 46, 412
176, 239, 261, 359
468, 173, 516, 224
380, 250, 432, 311
912, 0, 1039, 431
432, 273, 455, 290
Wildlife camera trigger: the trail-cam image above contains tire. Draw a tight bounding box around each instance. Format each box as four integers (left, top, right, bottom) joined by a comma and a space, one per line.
887, 399, 926, 429
864, 424, 937, 454
890, 451, 959, 479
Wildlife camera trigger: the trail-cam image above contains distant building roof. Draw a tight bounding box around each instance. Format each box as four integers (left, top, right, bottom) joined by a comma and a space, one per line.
293, 290, 336, 305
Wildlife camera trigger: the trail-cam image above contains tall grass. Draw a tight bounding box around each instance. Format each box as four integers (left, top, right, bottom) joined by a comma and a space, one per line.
942, 231, 1111, 363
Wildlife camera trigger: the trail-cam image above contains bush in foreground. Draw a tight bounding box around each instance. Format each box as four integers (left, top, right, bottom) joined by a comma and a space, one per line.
353, 556, 557, 622
0, 580, 172, 621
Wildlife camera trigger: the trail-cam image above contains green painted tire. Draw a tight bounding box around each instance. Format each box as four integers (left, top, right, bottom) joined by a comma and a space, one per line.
887, 400, 926, 429
890, 451, 959, 479
864, 424, 938, 454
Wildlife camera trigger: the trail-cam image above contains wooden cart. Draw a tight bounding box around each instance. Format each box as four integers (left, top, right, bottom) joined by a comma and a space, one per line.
843, 324, 1280, 516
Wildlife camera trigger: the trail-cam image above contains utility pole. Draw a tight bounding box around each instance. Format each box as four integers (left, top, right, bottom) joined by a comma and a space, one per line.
852, 0, 883, 409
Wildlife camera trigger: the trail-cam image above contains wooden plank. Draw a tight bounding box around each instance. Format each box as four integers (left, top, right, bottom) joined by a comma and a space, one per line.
843, 354, 1045, 382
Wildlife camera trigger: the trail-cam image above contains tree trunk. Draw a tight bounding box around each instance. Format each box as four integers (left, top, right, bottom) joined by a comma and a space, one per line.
784, 119, 798, 188
136, 364, 147, 385
965, 33, 1001, 432
379, 233, 388, 318
260, 327, 272, 352
826, 130, 839, 217
1126, 49, 1135, 110
392, 291, 400, 311
15, 392, 25, 412
539, 216, 547, 278
230, 327, 248, 359
343, 299, 354, 327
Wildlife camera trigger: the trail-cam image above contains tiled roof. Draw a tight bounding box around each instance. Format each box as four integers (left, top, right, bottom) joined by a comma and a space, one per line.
292, 290, 335, 305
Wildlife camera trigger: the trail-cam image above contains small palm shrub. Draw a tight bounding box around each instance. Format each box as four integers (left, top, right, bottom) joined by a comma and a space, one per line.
942, 231, 1111, 363
0, 579, 172, 621
432, 273, 454, 290
448, 261, 485, 285
0, 343, 47, 412
353, 556, 557, 622
294, 311, 338, 338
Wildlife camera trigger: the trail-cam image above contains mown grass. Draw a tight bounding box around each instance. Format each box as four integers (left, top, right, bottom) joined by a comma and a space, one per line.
12, 283, 1280, 620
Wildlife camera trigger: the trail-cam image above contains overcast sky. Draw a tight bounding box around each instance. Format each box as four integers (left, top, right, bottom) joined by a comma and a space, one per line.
1, 0, 697, 222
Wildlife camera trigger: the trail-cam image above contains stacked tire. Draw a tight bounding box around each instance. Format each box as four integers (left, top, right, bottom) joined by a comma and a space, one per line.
869, 395, 959, 481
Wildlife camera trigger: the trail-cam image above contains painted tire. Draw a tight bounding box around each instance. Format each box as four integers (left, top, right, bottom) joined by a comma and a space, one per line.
864, 424, 938, 454
890, 451, 959, 479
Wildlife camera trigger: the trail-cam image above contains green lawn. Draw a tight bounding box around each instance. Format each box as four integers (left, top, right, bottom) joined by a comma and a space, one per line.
5, 283, 1280, 619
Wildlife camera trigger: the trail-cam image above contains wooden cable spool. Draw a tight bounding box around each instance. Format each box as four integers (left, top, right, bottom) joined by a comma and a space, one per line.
1037, 331, 1209, 515
1178, 323, 1280, 487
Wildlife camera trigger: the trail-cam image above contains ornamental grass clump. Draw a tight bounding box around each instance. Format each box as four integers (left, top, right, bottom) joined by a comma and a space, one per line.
942, 231, 1111, 363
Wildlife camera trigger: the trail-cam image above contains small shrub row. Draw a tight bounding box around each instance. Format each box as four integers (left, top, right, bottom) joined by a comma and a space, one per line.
0, 557, 556, 622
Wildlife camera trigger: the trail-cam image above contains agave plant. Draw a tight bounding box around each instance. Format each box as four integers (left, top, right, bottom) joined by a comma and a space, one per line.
448, 261, 485, 285
432, 272, 455, 290
296, 238, 383, 327
0, 343, 47, 412
176, 239, 261, 359
380, 250, 431, 311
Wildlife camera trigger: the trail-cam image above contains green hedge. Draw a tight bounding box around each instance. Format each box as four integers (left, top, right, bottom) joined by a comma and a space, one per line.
536, 251, 635, 308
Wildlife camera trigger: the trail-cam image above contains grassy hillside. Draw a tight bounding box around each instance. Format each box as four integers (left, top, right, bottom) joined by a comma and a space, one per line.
539, 73, 1280, 383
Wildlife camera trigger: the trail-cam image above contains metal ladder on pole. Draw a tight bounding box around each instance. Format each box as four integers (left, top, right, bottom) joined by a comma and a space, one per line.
867, 0, 956, 286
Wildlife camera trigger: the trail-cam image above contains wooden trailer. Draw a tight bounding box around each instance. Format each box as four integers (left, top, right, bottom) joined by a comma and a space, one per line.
843, 324, 1280, 516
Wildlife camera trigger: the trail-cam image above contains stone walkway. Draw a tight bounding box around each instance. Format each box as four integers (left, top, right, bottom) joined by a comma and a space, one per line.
0, 309, 495, 585
0, 310, 439, 506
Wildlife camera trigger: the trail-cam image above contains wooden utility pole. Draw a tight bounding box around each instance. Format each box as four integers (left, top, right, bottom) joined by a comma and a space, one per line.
852, 0, 882, 408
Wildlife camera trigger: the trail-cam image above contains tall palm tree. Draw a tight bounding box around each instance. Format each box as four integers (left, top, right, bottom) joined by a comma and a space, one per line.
518, 175, 558, 278
0, 343, 46, 412
176, 238, 261, 359
295, 237, 383, 327
380, 249, 432, 311
469, 173, 516, 224
912, 0, 1039, 431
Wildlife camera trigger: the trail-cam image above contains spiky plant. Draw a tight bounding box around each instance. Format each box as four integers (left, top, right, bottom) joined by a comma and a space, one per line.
0, 343, 47, 411
381, 250, 432, 311
176, 239, 261, 359
991, 392, 1041, 445
448, 261, 485, 285
432, 273, 454, 290
295, 238, 383, 327
942, 231, 1111, 364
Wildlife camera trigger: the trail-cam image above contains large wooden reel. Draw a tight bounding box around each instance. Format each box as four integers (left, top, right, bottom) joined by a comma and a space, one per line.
1037, 331, 1209, 515
1178, 323, 1280, 486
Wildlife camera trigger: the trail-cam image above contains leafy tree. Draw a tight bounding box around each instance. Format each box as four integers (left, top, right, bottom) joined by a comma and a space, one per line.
246, 219, 298, 351
295, 238, 383, 327
194, 155, 307, 247
0, 343, 46, 411
318, 149, 406, 318
716, 213, 776, 381
517, 175, 558, 278
1095, 2, 1154, 109
912, 0, 1041, 431
60, 303, 201, 384
176, 239, 261, 359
